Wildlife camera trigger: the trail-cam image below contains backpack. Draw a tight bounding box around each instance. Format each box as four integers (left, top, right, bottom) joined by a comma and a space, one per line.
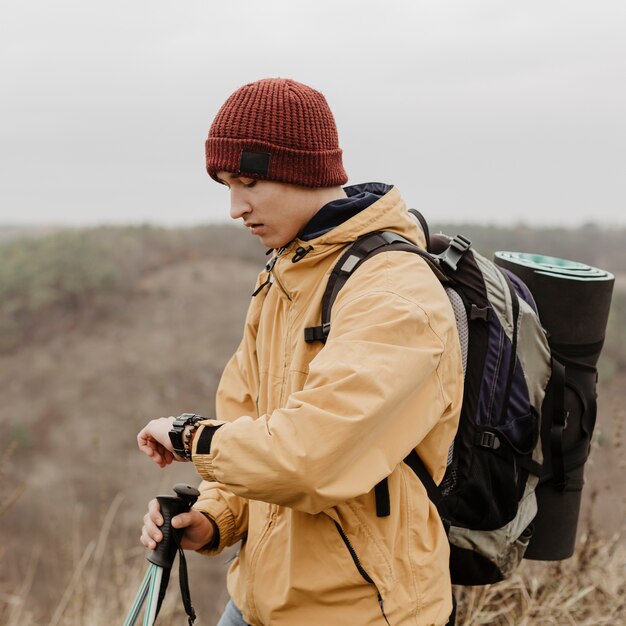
303, 210, 553, 586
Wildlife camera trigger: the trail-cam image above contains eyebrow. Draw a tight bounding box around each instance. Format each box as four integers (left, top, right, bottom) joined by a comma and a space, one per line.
215, 173, 238, 185
217, 173, 246, 183
220, 173, 256, 185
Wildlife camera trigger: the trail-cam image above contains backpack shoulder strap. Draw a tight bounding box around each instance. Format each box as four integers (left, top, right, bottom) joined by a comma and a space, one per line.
303, 230, 457, 519
304, 231, 448, 344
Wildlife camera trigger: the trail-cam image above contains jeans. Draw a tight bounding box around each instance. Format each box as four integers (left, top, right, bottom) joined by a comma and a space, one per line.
216, 599, 249, 626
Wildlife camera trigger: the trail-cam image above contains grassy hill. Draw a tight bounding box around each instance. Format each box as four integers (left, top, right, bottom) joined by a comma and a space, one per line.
1, 223, 624, 624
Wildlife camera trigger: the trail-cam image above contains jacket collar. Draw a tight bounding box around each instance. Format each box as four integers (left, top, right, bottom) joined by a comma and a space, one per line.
267, 185, 426, 301
295, 184, 425, 249
298, 183, 391, 242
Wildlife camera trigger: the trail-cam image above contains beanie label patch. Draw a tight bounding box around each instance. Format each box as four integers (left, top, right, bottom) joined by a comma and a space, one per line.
240, 150, 270, 176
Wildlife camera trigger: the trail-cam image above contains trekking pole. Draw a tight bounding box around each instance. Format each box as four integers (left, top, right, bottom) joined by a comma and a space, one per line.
123, 483, 200, 626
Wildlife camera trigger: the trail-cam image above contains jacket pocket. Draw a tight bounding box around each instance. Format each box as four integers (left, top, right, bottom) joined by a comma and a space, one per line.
334, 521, 392, 625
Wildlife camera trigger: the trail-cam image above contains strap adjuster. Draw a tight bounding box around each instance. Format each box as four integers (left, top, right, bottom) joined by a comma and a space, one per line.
469, 304, 493, 322
476, 431, 501, 449
304, 322, 331, 343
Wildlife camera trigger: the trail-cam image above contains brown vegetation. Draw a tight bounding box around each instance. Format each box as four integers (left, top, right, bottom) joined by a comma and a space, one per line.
0, 223, 624, 625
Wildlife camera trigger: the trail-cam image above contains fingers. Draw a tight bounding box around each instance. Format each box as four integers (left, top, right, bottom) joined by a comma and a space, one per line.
140, 504, 215, 552
148, 498, 163, 524
140, 499, 164, 550
137, 429, 157, 460
137, 417, 177, 466
146, 443, 173, 468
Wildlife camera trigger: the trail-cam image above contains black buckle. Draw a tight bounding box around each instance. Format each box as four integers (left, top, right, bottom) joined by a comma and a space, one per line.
304, 323, 331, 343
469, 304, 493, 322
476, 431, 501, 449
436, 234, 472, 272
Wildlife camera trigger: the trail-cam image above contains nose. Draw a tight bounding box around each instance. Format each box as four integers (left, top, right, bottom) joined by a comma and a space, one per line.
229, 187, 251, 220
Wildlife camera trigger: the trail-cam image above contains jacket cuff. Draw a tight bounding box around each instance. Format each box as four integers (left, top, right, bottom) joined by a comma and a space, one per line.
191, 421, 226, 481
192, 503, 236, 556
195, 422, 224, 454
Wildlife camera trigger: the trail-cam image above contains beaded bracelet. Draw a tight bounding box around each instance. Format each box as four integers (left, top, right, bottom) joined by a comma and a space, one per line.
183, 419, 204, 460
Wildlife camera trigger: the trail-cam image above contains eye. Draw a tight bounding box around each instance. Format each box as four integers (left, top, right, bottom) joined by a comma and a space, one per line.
243, 180, 257, 188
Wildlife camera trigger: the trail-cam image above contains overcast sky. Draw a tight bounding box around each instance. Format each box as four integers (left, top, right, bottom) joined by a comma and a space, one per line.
1, 0, 624, 227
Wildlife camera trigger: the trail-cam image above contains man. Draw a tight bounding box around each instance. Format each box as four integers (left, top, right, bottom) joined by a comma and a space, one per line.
138, 77, 463, 626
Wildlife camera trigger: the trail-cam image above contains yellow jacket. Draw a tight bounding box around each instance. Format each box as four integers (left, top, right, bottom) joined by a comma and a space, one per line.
191, 185, 463, 626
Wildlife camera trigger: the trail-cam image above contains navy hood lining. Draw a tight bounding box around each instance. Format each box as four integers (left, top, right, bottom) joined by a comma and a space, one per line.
299, 182, 393, 242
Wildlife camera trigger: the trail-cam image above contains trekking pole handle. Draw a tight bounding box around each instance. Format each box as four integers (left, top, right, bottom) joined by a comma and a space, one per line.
147, 484, 200, 569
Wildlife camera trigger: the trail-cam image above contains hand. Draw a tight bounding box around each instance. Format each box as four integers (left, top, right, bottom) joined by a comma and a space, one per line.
137, 416, 182, 467
141, 498, 216, 551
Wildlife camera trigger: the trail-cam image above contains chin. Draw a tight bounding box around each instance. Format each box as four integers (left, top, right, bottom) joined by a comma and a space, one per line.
260, 235, 288, 249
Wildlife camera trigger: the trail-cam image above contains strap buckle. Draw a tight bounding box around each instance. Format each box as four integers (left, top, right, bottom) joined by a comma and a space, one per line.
435, 234, 472, 272
304, 322, 331, 343
476, 431, 501, 450
469, 304, 493, 322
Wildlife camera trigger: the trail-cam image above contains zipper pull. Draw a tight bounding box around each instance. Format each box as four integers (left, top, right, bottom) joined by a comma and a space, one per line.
254, 246, 287, 296
265, 246, 287, 272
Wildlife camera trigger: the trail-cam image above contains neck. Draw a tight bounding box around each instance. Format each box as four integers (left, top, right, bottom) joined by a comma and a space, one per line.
311, 185, 347, 212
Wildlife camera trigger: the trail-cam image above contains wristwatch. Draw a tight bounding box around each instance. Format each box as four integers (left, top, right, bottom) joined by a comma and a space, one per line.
168, 413, 205, 460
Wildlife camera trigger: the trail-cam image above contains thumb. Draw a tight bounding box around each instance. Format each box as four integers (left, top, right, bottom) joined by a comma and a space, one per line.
171, 512, 194, 529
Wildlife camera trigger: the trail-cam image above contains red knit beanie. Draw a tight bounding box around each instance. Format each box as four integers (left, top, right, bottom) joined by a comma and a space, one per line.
205, 78, 348, 188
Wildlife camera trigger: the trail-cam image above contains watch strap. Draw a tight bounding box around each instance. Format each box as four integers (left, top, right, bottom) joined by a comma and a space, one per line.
169, 413, 205, 460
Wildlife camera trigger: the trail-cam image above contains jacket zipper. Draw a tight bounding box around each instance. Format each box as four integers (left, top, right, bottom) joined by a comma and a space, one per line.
334, 522, 391, 625
267, 246, 293, 300
266, 246, 287, 272
247, 506, 278, 624
252, 246, 287, 296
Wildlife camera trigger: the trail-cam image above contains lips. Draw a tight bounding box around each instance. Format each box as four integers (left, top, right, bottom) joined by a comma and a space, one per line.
245, 222, 264, 234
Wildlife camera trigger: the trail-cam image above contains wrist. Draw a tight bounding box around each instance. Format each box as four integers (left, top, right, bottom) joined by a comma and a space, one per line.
198, 512, 220, 550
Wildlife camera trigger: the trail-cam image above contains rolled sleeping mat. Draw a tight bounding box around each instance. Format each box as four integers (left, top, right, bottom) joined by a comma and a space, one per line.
493, 252, 614, 560
494, 253, 614, 366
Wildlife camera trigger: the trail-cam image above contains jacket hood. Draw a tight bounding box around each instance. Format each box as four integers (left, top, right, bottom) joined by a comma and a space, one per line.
295, 183, 426, 251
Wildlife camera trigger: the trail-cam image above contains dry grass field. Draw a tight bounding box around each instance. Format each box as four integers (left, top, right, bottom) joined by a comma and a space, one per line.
1, 224, 624, 625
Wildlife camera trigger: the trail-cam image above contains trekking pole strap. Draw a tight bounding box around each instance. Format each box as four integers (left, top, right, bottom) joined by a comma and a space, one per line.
176, 541, 196, 625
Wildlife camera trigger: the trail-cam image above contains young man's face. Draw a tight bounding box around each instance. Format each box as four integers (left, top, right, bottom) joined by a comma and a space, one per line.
217, 171, 321, 249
